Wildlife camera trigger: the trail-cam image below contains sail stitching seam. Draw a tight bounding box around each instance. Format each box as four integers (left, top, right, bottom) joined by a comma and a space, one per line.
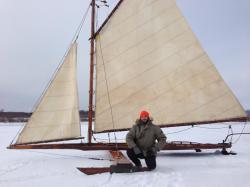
95, 25, 190, 90
96, 52, 207, 117
96, 67, 238, 130
99, 16, 185, 65
96, 33, 195, 102
101, 3, 178, 49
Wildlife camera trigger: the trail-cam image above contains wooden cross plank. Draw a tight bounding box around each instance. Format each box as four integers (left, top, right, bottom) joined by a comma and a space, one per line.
77, 150, 148, 175
109, 150, 132, 165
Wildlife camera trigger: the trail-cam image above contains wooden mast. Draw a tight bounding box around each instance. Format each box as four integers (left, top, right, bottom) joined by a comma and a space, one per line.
88, 0, 96, 144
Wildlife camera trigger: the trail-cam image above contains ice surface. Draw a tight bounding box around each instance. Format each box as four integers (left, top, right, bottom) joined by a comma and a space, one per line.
0, 122, 250, 187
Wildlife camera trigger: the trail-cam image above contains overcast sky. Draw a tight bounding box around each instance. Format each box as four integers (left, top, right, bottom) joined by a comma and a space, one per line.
0, 0, 249, 112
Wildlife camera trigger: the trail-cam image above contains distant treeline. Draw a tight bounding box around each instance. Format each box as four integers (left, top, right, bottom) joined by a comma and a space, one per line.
0, 111, 94, 123
247, 110, 250, 116
0, 110, 249, 123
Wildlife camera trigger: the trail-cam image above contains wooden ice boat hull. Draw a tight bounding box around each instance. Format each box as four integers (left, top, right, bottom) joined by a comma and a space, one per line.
8, 141, 231, 151
8, 143, 232, 175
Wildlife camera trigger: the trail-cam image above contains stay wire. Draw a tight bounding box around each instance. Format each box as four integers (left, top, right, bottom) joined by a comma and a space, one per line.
31, 2, 91, 113
9, 125, 24, 145
232, 121, 247, 144
223, 121, 249, 144
10, 3, 91, 145
74, 2, 91, 41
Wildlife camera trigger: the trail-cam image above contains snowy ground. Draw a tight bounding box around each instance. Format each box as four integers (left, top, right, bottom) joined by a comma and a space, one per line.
0, 122, 250, 187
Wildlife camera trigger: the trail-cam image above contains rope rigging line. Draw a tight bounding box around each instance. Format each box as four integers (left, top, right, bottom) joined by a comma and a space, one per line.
94, 4, 113, 144
96, 33, 119, 149
231, 122, 248, 144
92, 133, 126, 144
222, 121, 250, 144
23, 150, 114, 162
73, 2, 91, 41
165, 123, 249, 147
166, 126, 193, 135
90, 121, 249, 145
194, 125, 229, 130
223, 133, 250, 144
91, 124, 233, 142
233, 121, 247, 144
92, 133, 124, 142
166, 124, 231, 136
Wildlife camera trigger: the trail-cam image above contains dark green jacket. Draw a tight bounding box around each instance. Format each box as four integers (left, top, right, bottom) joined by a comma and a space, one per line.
126, 119, 167, 156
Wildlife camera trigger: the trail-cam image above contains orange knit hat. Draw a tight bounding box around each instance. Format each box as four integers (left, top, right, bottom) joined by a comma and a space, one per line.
140, 111, 150, 118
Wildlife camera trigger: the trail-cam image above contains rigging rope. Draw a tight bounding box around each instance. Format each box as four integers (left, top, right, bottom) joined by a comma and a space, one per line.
96, 35, 119, 149
223, 121, 249, 144
92, 133, 124, 142
95, 6, 111, 144
94, 0, 119, 148
91, 122, 249, 144
194, 125, 229, 130
166, 124, 231, 135
23, 150, 114, 161
166, 126, 193, 135
84, 121, 250, 146
232, 121, 247, 144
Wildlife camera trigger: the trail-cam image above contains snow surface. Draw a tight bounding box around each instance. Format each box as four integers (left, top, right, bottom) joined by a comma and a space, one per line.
0, 122, 250, 187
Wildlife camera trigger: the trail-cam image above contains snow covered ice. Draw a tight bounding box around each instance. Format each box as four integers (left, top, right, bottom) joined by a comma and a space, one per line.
0, 122, 250, 187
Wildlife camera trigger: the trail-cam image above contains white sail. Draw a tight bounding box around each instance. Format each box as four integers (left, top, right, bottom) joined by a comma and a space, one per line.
94, 0, 247, 132
16, 42, 81, 144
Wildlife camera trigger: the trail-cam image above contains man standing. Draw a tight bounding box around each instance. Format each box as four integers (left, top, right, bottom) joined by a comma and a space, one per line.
126, 111, 167, 170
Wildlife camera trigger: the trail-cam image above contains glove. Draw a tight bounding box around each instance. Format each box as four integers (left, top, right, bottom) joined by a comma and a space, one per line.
155, 144, 160, 152
147, 146, 158, 157
133, 146, 142, 155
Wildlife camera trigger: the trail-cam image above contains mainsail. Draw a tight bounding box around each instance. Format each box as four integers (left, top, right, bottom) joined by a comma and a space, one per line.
16, 42, 81, 144
94, 0, 247, 132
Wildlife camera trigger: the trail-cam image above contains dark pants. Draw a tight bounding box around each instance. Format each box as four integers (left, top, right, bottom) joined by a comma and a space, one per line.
126, 148, 156, 170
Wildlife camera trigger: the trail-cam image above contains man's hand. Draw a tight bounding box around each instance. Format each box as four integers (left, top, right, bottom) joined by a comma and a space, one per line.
133, 146, 142, 155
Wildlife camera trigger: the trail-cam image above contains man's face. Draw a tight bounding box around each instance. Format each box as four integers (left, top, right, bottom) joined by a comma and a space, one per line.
140, 116, 149, 123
